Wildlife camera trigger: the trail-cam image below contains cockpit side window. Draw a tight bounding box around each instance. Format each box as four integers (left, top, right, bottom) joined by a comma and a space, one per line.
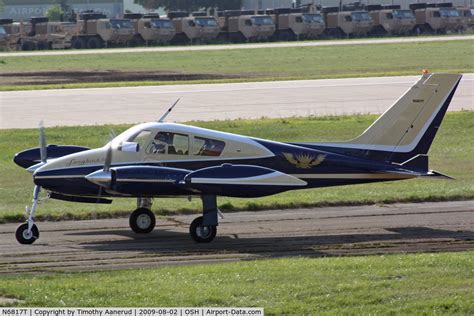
193, 136, 225, 156
128, 130, 151, 152
147, 131, 189, 155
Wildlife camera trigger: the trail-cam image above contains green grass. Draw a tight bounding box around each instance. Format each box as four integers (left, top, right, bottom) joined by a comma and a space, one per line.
0, 251, 472, 313
0, 40, 473, 91
0, 111, 473, 223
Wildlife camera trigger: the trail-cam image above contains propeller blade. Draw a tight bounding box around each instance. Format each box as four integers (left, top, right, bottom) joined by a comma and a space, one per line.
103, 144, 112, 173
39, 121, 47, 163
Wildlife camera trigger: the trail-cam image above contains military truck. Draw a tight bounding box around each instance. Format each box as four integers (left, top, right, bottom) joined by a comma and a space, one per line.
0, 25, 9, 51
0, 19, 20, 50
217, 10, 275, 42
367, 5, 416, 35
71, 12, 135, 49
458, 7, 474, 30
168, 11, 219, 44
410, 3, 463, 33
267, 7, 325, 41
16, 17, 75, 50
322, 6, 373, 37
124, 13, 176, 46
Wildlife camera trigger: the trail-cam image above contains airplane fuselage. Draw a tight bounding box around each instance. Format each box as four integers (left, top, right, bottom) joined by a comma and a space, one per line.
31, 123, 418, 199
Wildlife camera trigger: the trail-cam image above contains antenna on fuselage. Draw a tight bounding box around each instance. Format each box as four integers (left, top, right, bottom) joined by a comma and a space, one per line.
158, 98, 180, 123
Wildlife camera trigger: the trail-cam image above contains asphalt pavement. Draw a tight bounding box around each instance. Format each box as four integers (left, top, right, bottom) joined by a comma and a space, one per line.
0, 201, 472, 274
1, 74, 472, 129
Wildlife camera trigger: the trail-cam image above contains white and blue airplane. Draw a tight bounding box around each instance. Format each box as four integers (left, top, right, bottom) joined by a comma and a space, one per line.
13, 72, 462, 244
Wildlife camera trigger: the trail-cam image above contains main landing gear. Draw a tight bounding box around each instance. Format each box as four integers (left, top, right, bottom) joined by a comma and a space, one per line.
188, 195, 221, 243
129, 198, 156, 234
129, 195, 221, 243
16, 185, 41, 244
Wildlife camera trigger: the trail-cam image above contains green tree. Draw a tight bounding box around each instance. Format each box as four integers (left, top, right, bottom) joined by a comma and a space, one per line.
134, 0, 242, 11
46, 4, 63, 21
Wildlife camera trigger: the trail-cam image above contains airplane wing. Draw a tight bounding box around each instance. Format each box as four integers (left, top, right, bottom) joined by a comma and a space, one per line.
85, 164, 307, 198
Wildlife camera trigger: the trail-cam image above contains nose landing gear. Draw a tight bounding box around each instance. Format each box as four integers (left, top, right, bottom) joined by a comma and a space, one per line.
16, 185, 42, 244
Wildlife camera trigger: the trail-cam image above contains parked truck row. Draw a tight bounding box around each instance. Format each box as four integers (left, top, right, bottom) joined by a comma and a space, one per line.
0, 2, 472, 51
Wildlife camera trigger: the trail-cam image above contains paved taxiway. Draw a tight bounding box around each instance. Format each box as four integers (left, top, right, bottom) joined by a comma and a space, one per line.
0, 35, 471, 57
0, 201, 472, 274
1, 74, 473, 129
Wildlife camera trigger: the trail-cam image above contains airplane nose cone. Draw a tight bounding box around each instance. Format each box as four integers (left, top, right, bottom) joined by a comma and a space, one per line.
85, 170, 112, 187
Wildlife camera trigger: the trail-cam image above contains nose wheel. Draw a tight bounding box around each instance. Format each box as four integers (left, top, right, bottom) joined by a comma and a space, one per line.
16, 223, 39, 245
189, 216, 217, 243
129, 208, 156, 234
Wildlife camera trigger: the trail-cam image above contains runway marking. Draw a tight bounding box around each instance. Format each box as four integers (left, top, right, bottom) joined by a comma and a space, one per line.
1, 35, 472, 58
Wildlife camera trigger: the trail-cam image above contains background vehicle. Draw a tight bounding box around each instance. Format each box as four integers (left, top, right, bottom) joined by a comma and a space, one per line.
18, 17, 76, 50
169, 11, 219, 44
411, 3, 463, 33
269, 6, 325, 41
0, 25, 9, 50
124, 13, 176, 46
458, 7, 474, 30
367, 4, 416, 35
322, 6, 373, 37
217, 10, 275, 42
71, 11, 134, 49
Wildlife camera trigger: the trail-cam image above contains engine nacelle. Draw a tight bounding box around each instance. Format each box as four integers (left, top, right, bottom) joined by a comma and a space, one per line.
87, 165, 191, 196
14, 145, 90, 169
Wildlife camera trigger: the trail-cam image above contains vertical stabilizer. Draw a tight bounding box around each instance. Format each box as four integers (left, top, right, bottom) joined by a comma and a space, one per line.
343, 73, 462, 161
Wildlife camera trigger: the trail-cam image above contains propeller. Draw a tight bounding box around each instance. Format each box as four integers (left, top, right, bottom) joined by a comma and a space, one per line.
26, 121, 48, 173
39, 121, 47, 163
85, 131, 116, 201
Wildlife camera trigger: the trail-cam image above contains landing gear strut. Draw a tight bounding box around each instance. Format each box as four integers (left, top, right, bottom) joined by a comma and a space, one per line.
129, 198, 155, 234
189, 195, 221, 243
16, 185, 41, 244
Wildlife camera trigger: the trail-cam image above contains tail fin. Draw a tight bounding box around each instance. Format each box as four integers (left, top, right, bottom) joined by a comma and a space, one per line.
342, 73, 462, 163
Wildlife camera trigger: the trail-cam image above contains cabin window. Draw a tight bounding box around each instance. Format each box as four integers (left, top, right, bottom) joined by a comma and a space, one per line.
295, 16, 303, 23
128, 130, 151, 152
144, 21, 151, 28
344, 15, 352, 22
244, 19, 252, 26
148, 132, 189, 155
386, 13, 393, 19
188, 20, 196, 27
193, 137, 225, 157
433, 12, 441, 18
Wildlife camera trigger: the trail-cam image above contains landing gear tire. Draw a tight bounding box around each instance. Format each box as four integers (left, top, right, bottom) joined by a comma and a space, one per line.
129, 208, 155, 234
15, 223, 39, 245
189, 216, 217, 243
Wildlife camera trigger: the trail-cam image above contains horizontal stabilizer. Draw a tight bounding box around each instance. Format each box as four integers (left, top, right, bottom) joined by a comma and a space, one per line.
401, 154, 428, 171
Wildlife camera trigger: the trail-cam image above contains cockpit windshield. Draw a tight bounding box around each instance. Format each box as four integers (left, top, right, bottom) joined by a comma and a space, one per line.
194, 18, 218, 27
150, 19, 173, 29
0, 26, 6, 35
439, 8, 460, 17
110, 19, 133, 29
303, 14, 324, 23
351, 11, 372, 21
393, 10, 415, 19
251, 16, 274, 26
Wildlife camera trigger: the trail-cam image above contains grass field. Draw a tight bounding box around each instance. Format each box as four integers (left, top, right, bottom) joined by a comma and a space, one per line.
1, 40, 472, 91
0, 111, 472, 223
0, 251, 472, 313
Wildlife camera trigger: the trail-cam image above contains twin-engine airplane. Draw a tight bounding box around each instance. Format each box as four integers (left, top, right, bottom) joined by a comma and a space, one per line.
13, 72, 462, 244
